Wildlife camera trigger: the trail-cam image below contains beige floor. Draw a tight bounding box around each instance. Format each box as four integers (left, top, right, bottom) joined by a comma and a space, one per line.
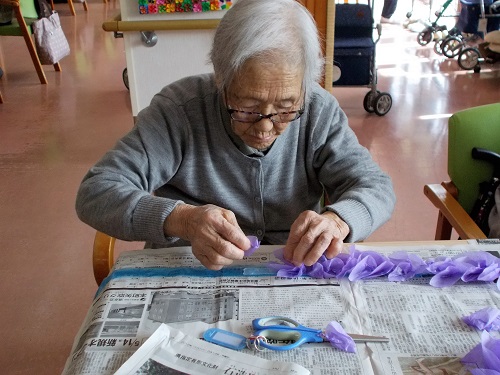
0, 0, 499, 373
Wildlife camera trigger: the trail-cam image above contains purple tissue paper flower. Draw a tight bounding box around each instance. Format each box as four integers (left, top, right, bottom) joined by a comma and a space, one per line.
265, 246, 500, 290
426, 256, 469, 288
453, 252, 500, 283
244, 236, 260, 256
267, 248, 306, 278
306, 256, 330, 279
322, 321, 356, 353
334, 251, 360, 278
461, 331, 500, 375
463, 307, 500, 332
320, 256, 349, 278
295, 255, 344, 279
348, 250, 394, 281
387, 251, 427, 282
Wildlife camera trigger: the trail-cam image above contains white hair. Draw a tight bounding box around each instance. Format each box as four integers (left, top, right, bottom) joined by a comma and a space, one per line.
209, 0, 324, 98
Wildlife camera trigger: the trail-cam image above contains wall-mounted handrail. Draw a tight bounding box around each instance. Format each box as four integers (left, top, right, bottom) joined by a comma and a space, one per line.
102, 13, 220, 32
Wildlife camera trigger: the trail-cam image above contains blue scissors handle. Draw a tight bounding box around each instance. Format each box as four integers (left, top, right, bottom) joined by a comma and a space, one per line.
251, 316, 390, 351
251, 316, 324, 351
252, 316, 320, 334
253, 328, 324, 351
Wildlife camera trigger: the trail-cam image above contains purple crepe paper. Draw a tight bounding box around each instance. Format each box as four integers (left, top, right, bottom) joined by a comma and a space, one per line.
322, 321, 356, 353
267, 248, 306, 278
454, 252, 500, 283
316, 256, 345, 279
244, 236, 260, 256
387, 251, 427, 282
306, 260, 329, 278
463, 307, 500, 332
266, 247, 500, 291
461, 331, 500, 375
347, 250, 394, 281
426, 256, 469, 288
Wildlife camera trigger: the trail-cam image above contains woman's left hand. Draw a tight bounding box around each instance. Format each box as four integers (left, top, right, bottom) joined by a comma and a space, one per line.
283, 210, 350, 266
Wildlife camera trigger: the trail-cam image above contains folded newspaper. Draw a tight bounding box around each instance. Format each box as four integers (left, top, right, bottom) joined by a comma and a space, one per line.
115, 323, 309, 374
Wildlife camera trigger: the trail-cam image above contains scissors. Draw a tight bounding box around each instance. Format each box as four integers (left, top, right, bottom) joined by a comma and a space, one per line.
250, 316, 389, 351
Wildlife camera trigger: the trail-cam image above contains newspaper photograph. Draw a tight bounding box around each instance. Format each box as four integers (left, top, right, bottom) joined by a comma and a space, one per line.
62, 241, 500, 375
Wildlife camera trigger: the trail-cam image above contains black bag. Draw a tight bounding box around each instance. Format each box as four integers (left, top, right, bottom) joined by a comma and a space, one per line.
469, 147, 500, 236
34, 0, 53, 19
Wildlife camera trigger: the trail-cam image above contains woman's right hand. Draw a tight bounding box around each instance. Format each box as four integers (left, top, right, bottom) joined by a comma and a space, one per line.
164, 204, 251, 270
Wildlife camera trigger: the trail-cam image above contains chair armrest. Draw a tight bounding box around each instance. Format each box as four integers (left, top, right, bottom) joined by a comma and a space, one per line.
93, 231, 116, 285
0, 0, 19, 7
424, 184, 487, 239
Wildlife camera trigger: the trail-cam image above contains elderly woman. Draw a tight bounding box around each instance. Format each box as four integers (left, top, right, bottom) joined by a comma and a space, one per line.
76, 0, 395, 270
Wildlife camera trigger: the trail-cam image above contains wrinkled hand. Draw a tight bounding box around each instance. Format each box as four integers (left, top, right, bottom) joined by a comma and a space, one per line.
283, 210, 350, 266
164, 204, 250, 270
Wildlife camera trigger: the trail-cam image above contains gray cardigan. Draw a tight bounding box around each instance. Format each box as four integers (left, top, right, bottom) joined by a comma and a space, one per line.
76, 74, 395, 247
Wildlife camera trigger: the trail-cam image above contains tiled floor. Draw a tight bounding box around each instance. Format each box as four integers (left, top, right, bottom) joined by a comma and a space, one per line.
0, 0, 499, 373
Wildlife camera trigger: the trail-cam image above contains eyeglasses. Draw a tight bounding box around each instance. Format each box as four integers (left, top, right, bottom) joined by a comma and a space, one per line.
225, 90, 305, 124
227, 107, 305, 124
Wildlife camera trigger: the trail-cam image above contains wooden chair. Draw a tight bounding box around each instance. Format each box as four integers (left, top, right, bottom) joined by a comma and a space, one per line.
49, 0, 87, 16
0, 0, 61, 84
93, 231, 116, 285
424, 103, 500, 240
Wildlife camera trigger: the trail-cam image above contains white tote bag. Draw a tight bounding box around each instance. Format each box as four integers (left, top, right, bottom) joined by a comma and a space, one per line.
33, 12, 70, 65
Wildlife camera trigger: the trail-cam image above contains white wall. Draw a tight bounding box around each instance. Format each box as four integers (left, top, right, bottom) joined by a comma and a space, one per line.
120, 0, 234, 115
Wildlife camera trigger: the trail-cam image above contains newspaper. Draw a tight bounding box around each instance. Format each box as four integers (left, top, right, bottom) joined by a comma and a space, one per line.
114, 323, 309, 374
62, 241, 500, 375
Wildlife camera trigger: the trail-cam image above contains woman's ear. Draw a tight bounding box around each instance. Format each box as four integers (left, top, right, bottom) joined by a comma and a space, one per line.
214, 73, 225, 93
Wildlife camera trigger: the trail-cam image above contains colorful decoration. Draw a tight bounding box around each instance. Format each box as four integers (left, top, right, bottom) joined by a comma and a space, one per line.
139, 0, 232, 14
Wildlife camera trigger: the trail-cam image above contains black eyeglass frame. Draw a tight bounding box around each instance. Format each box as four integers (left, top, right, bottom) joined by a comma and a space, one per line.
224, 90, 306, 124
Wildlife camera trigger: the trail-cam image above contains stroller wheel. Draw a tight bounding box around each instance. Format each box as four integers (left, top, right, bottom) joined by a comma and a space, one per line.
417, 28, 433, 46
433, 40, 443, 55
458, 47, 480, 70
363, 90, 380, 113
442, 36, 463, 58
374, 93, 392, 116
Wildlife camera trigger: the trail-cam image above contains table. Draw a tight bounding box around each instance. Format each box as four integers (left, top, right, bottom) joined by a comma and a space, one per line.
62, 240, 500, 374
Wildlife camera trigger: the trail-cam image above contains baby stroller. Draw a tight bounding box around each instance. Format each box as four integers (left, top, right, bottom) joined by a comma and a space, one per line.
439, 0, 500, 58
333, 0, 392, 116
457, 29, 500, 71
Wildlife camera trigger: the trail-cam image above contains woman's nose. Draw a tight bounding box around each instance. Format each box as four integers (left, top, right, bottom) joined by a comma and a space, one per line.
253, 117, 274, 131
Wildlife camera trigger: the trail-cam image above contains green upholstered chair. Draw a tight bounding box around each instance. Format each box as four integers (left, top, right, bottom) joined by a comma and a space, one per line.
424, 103, 500, 240
0, 0, 61, 84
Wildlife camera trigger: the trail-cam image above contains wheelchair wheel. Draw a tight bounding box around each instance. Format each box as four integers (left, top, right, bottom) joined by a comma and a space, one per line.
458, 47, 480, 70
433, 40, 443, 55
123, 68, 129, 90
374, 92, 392, 116
417, 27, 433, 46
363, 90, 380, 113
442, 36, 463, 58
